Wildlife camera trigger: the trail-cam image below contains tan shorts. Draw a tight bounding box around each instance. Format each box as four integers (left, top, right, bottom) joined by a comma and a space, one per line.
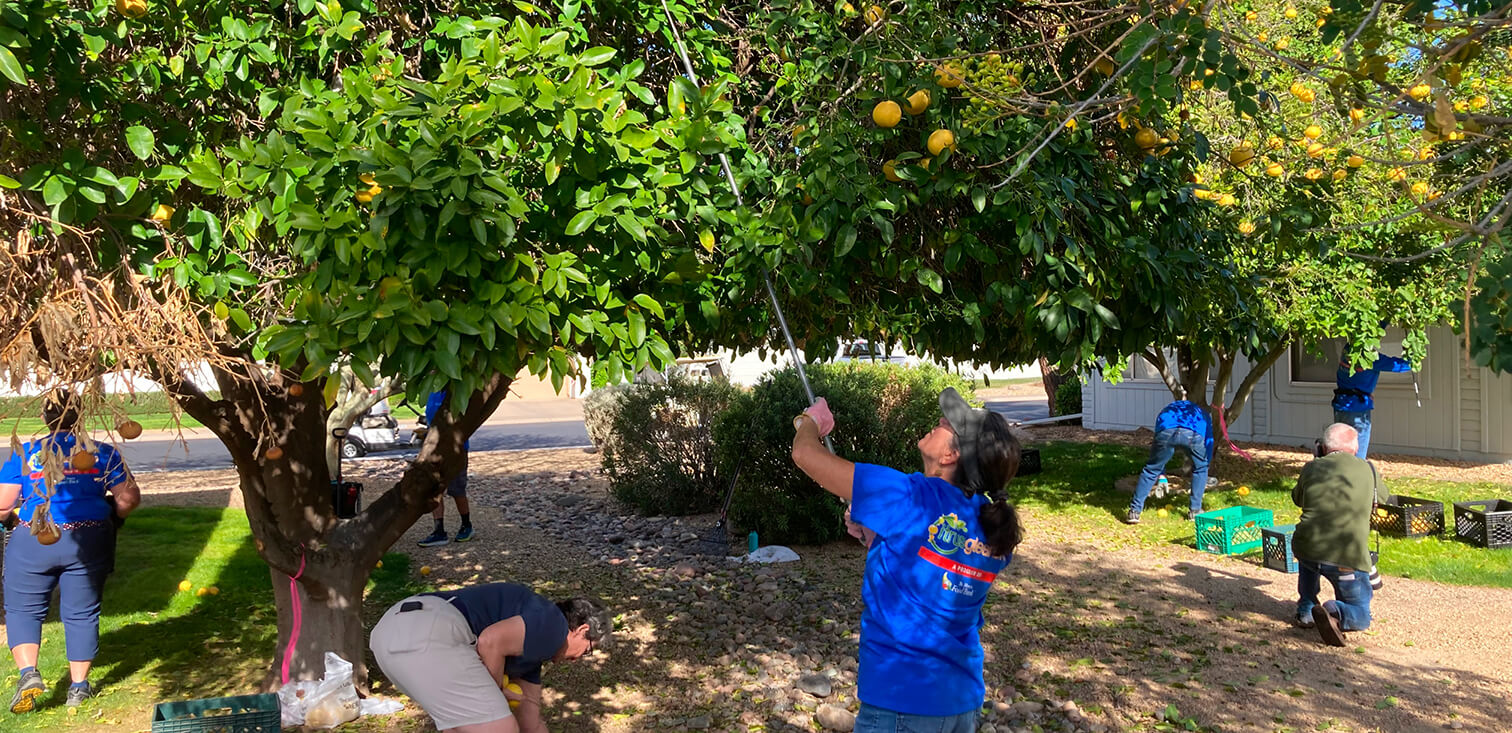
370, 595, 511, 730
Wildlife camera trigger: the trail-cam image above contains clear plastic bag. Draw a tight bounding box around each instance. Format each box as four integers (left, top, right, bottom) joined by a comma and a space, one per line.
278, 653, 360, 729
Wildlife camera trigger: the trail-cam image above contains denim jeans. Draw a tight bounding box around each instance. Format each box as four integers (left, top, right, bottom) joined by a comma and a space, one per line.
1129, 427, 1209, 515
1333, 409, 1373, 458
1296, 560, 1373, 631
855, 703, 979, 733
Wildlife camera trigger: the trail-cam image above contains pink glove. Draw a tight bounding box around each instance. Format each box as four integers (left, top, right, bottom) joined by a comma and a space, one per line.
844, 505, 876, 549
803, 398, 835, 438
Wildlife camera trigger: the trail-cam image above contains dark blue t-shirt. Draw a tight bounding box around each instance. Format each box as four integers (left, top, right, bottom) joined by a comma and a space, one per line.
425, 391, 470, 451
1333, 354, 1412, 412
1154, 400, 1214, 461
2, 433, 131, 523
848, 464, 1011, 716
426, 583, 566, 684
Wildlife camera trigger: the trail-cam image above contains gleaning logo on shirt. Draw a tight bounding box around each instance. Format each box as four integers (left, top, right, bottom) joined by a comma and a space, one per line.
919, 513, 999, 585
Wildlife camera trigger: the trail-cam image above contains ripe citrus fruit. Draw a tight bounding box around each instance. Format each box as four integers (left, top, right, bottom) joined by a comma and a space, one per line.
872, 100, 902, 128
1134, 128, 1160, 150
118, 420, 143, 440
1284, 5, 1298, 18
1157, 509, 1169, 518
1332, 169, 1347, 181
1304, 167, 1324, 180
179, 580, 193, 592
1237, 486, 1251, 496
1349, 107, 1365, 122
1238, 221, 1256, 235
863, 4, 885, 25
1408, 83, 1431, 101
151, 204, 175, 222
927, 129, 955, 155
419, 566, 432, 576
882, 160, 902, 182
355, 190, 374, 204
1216, 193, 1236, 206
264, 446, 285, 461
1388, 166, 1407, 182
359, 173, 376, 185
1265, 162, 1285, 177
287, 383, 305, 398
1410, 181, 1429, 196
1094, 57, 1115, 76
116, 0, 147, 19
1303, 124, 1323, 140
904, 90, 930, 115
209, 587, 220, 595
1306, 142, 1325, 158
935, 63, 964, 89
1347, 154, 1364, 168
505, 682, 523, 710
1229, 145, 1256, 167
196, 587, 210, 597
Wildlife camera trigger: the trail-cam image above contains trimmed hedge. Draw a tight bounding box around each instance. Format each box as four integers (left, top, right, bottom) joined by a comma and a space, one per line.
600, 377, 742, 516
1055, 376, 1083, 419
714, 363, 976, 545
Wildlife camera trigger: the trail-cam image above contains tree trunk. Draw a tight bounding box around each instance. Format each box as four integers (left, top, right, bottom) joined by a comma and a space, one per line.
153, 357, 513, 689
1038, 357, 1068, 415
267, 565, 370, 687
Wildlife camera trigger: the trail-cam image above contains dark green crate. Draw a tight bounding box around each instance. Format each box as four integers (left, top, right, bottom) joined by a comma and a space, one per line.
151, 693, 280, 733
1195, 506, 1273, 555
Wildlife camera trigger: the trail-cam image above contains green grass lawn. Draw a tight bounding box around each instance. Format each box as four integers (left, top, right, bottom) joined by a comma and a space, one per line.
0, 507, 422, 731
1015, 442, 1512, 588
0, 393, 422, 436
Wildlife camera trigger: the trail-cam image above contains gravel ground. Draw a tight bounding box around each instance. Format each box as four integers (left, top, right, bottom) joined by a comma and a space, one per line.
138, 445, 1512, 732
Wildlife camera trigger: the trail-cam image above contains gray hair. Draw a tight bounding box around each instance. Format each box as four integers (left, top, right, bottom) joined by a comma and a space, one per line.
1321, 423, 1359, 454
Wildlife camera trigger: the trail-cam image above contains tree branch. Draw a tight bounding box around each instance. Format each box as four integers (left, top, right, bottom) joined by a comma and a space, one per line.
1227, 339, 1292, 424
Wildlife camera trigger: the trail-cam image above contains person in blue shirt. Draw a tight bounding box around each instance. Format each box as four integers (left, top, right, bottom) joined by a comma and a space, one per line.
419, 390, 474, 547
791, 388, 1022, 732
1333, 349, 1412, 459
1126, 391, 1214, 524
0, 392, 139, 713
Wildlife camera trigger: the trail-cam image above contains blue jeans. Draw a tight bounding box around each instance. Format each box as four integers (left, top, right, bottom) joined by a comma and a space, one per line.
855, 703, 978, 733
1296, 560, 1372, 631
3, 523, 115, 661
1333, 410, 1372, 458
1129, 427, 1209, 515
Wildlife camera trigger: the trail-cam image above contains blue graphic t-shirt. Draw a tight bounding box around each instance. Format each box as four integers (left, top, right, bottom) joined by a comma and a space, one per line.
848, 463, 1011, 716
1, 433, 131, 523
1332, 354, 1412, 412
1154, 400, 1215, 461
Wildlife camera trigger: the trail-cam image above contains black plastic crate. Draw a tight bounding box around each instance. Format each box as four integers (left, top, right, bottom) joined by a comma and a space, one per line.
1018, 448, 1042, 476
1370, 495, 1445, 537
1452, 500, 1512, 550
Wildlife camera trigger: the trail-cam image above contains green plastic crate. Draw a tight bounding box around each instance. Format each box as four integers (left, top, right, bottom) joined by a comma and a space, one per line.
1195, 506, 1274, 555
151, 693, 280, 733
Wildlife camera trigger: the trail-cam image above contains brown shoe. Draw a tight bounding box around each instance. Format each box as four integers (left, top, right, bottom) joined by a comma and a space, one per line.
1312, 606, 1347, 647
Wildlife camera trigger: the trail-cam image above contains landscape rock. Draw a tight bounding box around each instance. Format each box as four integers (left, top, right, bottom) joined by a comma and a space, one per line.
815, 703, 856, 731
794, 673, 832, 698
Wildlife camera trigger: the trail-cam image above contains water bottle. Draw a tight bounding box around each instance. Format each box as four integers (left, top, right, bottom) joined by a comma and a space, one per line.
748, 531, 759, 555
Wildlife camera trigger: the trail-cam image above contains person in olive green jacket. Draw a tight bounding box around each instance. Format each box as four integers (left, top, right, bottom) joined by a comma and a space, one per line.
1290, 423, 1385, 646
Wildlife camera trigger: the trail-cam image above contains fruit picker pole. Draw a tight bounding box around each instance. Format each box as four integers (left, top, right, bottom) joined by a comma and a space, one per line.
659, 0, 834, 452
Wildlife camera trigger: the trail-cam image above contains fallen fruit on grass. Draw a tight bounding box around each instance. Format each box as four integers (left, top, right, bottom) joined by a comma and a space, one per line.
209, 587, 220, 595
179, 580, 193, 592
196, 587, 209, 597
1237, 486, 1251, 497
117, 420, 143, 440
1157, 509, 1169, 518
419, 566, 432, 576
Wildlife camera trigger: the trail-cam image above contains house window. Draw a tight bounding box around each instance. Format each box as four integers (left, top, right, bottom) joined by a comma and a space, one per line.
1119, 349, 1178, 382
1291, 330, 1411, 385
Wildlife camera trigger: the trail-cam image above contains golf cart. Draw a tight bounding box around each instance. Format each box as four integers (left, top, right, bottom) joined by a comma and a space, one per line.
341, 406, 403, 458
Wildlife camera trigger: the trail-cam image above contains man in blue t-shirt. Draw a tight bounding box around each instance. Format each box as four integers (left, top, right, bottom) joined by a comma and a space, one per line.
1332, 349, 1412, 459
791, 388, 1023, 731
370, 583, 611, 732
418, 390, 474, 547
1126, 393, 1214, 524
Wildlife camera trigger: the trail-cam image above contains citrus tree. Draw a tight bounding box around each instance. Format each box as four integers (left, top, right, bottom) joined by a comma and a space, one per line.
0, 0, 744, 684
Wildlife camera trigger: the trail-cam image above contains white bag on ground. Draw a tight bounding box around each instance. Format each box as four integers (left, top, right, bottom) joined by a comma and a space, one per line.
278, 652, 363, 728
729, 545, 801, 564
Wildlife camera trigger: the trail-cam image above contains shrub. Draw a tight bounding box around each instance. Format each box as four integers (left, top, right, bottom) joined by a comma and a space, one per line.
583, 382, 633, 452
601, 377, 742, 516
1055, 375, 1083, 419
714, 363, 976, 545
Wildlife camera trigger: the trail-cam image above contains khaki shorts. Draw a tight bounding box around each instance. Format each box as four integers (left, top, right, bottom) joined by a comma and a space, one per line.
370, 595, 511, 730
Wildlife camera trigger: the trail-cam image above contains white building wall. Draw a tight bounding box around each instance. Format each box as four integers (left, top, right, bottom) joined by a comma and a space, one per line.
1085, 326, 1512, 461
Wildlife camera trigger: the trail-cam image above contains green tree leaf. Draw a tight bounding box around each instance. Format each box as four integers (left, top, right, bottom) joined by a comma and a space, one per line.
126, 126, 156, 161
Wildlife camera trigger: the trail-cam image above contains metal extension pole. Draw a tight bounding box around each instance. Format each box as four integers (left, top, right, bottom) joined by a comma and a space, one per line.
658, 0, 832, 450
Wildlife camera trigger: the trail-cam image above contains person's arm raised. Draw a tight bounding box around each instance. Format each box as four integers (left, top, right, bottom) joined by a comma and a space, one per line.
790, 399, 855, 502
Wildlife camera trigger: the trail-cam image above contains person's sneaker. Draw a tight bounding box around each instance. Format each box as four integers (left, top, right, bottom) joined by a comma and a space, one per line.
453, 525, 475, 543
1124, 510, 1141, 525
9, 668, 46, 713
417, 529, 450, 548
1312, 605, 1348, 647
1294, 613, 1316, 629
65, 682, 95, 707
